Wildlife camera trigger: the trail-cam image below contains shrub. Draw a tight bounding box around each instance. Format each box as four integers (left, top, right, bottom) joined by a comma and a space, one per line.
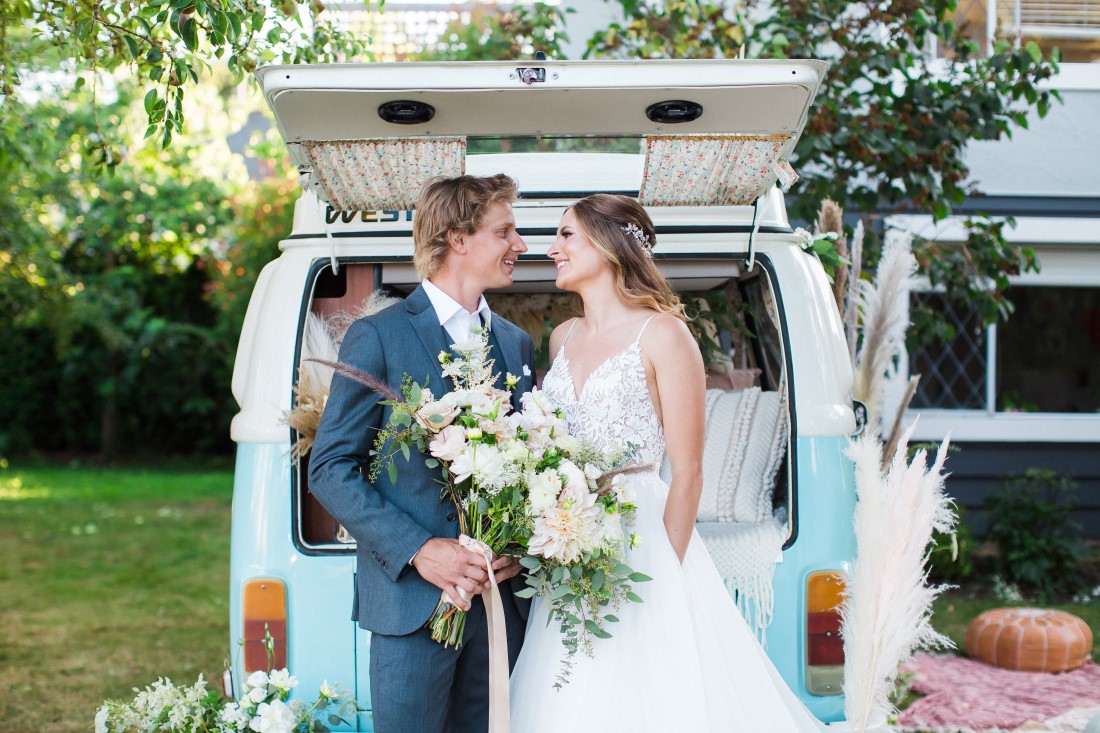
928, 504, 975, 583
984, 468, 1091, 602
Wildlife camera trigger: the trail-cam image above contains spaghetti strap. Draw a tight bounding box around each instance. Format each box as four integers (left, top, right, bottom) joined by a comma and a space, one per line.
634, 315, 658, 344
561, 317, 581, 348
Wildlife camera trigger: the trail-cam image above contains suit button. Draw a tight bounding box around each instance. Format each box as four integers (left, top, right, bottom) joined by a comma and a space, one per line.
446, 512, 457, 522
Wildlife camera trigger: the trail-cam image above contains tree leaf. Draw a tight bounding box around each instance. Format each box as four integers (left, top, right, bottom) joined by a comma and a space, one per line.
123, 34, 140, 60
75, 17, 93, 41
513, 587, 537, 598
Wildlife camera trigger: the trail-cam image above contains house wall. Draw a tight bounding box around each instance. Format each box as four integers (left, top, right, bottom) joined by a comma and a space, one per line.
938, 441, 1100, 539
965, 64, 1100, 198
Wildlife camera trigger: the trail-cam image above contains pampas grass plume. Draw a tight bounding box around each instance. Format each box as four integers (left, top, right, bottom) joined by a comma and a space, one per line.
853, 233, 916, 430
842, 427, 955, 732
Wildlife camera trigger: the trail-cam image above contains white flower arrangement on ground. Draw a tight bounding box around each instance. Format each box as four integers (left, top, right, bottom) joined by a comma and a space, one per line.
318, 328, 649, 680
95, 669, 359, 733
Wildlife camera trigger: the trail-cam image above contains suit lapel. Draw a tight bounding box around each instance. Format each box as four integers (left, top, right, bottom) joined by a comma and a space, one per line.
406, 285, 450, 393
491, 319, 529, 411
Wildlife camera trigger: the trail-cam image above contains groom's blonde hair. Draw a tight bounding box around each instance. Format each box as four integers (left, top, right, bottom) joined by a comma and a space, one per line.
413, 174, 519, 279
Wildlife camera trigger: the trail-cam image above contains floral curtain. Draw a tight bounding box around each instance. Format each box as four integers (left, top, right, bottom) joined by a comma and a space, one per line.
639, 135, 797, 207
302, 137, 466, 212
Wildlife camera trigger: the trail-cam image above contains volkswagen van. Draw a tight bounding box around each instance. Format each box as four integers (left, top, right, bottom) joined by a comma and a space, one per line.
229, 59, 858, 729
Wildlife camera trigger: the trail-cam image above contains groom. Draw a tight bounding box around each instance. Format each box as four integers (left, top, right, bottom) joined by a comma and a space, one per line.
309, 173, 534, 733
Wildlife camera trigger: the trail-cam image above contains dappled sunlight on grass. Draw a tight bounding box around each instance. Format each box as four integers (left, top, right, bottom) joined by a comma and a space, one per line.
0, 475, 51, 500
0, 461, 233, 733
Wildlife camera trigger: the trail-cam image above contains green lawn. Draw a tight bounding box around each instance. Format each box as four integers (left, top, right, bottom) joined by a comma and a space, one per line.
0, 462, 233, 733
932, 589, 1100, 659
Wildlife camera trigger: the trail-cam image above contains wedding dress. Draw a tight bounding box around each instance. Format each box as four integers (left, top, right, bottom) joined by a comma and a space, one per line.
509, 317, 828, 732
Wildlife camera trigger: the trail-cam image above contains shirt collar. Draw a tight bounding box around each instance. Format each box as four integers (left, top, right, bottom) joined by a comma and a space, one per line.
422, 279, 492, 330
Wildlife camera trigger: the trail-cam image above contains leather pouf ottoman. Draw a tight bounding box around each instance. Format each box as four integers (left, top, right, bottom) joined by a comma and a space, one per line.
966, 607, 1093, 673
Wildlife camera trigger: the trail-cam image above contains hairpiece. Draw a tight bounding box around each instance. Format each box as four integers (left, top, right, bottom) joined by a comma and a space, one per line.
620, 222, 653, 259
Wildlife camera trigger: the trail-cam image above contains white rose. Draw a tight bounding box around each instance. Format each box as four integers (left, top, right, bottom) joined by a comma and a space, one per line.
429, 425, 467, 462
248, 685, 268, 704
527, 470, 563, 515
245, 671, 268, 690
450, 444, 505, 485
611, 474, 636, 505
521, 388, 556, 417
415, 399, 461, 432
318, 680, 336, 700
553, 433, 580, 454
267, 669, 297, 693
557, 460, 590, 501
249, 700, 297, 733
500, 438, 530, 464
597, 508, 624, 542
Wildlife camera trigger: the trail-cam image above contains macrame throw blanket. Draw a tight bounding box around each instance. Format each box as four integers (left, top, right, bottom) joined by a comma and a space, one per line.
696, 515, 787, 644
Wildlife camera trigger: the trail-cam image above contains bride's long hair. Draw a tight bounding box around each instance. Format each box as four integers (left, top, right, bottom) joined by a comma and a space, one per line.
569, 194, 688, 322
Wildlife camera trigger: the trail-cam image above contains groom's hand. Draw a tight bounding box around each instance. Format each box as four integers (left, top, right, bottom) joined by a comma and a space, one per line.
411, 538, 489, 611
488, 556, 522, 587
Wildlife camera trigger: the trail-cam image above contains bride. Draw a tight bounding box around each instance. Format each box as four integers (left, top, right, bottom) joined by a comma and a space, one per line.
508, 194, 827, 732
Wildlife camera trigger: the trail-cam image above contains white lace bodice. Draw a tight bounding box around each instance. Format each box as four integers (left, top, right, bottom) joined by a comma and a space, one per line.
542, 317, 665, 467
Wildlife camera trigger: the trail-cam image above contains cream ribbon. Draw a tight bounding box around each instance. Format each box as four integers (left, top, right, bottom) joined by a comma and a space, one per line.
458, 534, 510, 733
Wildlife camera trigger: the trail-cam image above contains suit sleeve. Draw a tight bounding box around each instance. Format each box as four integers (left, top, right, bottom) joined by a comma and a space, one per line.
308, 318, 432, 582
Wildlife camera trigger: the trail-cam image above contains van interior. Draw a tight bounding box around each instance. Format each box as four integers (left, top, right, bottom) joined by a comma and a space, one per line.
291, 257, 793, 558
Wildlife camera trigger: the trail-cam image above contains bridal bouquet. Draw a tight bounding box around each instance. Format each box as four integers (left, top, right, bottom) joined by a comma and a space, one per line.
319, 328, 649, 666
512, 427, 653, 685
95, 669, 359, 733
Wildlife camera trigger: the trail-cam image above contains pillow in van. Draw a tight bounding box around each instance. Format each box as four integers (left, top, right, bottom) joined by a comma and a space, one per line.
694, 387, 787, 524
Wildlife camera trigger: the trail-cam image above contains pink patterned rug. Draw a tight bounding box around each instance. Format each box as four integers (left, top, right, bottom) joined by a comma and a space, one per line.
896, 653, 1100, 733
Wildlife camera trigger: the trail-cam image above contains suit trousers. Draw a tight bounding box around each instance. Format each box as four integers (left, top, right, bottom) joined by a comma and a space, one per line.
368, 592, 527, 733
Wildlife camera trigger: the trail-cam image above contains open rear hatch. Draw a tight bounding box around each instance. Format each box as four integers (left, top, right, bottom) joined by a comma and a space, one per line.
256, 59, 827, 211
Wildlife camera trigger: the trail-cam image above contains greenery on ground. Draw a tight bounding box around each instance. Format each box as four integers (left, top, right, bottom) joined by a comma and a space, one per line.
0, 462, 232, 733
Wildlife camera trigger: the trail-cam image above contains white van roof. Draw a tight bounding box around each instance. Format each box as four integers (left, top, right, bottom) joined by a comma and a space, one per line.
257, 59, 826, 141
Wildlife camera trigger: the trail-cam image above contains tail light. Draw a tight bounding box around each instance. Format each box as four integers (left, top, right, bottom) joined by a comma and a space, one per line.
806, 571, 845, 695
242, 578, 288, 673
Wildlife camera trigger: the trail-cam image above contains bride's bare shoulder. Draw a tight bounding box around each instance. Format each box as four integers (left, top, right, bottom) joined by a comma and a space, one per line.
642, 312, 693, 342
642, 312, 702, 363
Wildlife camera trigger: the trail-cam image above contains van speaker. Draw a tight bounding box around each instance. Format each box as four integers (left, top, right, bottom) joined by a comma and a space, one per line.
378, 100, 436, 125
645, 100, 703, 124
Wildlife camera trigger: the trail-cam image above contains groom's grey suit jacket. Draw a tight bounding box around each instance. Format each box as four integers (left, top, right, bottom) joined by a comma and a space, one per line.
309, 284, 536, 636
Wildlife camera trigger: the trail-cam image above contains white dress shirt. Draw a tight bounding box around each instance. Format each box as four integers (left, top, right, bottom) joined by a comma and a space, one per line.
422, 279, 492, 344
